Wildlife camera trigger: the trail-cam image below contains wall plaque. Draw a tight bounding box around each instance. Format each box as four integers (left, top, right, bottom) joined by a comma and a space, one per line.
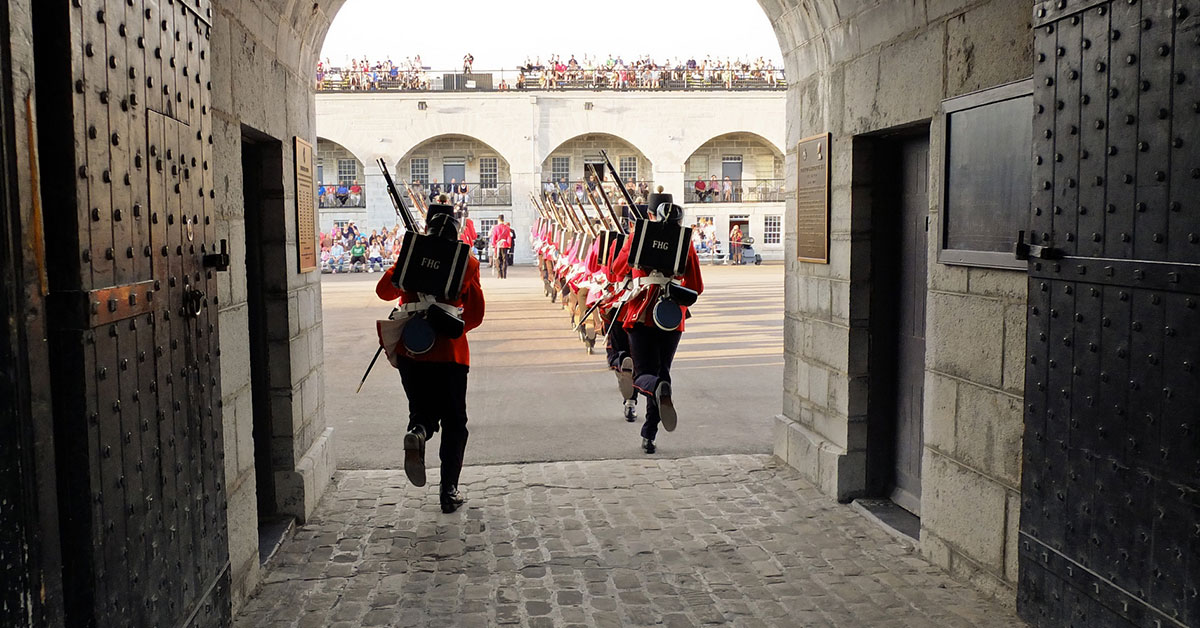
295, 136, 317, 273
796, 132, 831, 263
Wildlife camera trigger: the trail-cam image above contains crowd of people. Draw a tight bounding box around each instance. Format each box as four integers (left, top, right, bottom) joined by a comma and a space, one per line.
315, 53, 784, 92
319, 222, 401, 273
318, 181, 364, 208
316, 56, 430, 91
516, 55, 783, 90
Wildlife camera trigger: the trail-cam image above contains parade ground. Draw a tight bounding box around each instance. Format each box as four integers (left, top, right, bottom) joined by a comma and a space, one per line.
234, 263, 1024, 627
322, 263, 785, 468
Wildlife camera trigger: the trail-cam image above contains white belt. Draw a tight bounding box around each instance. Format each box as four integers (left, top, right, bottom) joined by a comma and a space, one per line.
392, 294, 462, 319
632, 274, 672, 291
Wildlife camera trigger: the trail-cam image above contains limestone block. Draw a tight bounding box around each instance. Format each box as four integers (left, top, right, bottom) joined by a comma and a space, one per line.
289, 331, 312, 385
810, 405, 848, 452
945, 0, 1035, 98
209, 11, 233, 117
219, 304, 251, 394
806, 277, 831, 319
806, 363, 830, 409
877, 28, 945, 130
923, 371, 958, 454
275, 426, 335, 522
920, 530, 953, 571
927, 291, 1004, 388
967, 267, 1027, 300
773, 416, 790, 461
270, 387, 300, 438
830, 279, 850, 325
806, 318, 849, 371
921, 451, 1007, 570
929, 258, 969, 293
821, 444, 865, 501
1002, 304, 1027, 396
846, 375, 869, 421
840, 54, 879, 136
954, 381, 1023, 487
235, 386, 255, 478
1005, 490, 1020, 583
854, 1, 928, 59
783, 418, 820, 482
226, 473, 260, 612
221, 389, 240, 484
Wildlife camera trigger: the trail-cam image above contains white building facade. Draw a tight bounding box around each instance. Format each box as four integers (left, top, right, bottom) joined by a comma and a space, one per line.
315, 91, 786, 263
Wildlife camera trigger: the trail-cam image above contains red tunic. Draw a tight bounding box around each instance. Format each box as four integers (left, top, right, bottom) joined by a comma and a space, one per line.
610, 229, 704, 331
459, 218, 478, 246
375, 256, 485, 366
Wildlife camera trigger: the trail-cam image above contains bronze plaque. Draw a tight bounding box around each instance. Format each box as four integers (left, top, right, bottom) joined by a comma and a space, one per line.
795, 132, 831, 263
295, 136, 318, 273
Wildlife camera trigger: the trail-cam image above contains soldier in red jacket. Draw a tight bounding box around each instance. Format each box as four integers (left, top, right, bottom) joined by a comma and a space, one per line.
610, 197, 704, 453
376, 205, 486, 512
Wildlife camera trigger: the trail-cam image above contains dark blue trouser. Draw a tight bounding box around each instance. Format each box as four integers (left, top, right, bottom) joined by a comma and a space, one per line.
396, 358, 469, 488
628, 323, 682, 440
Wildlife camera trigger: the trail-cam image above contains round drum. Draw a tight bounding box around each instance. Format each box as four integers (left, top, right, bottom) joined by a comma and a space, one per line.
652, 297, 684, 331
402, 315, 437, 355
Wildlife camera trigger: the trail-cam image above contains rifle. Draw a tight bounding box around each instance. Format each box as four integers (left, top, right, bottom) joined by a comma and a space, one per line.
379, 159, 420, 232
403, 181, 427, 219
359, 160, 420, 393
592, 170, 630, 234
573, 194, 599, 239
585, 186, 618, 233
600, 149, 645, 220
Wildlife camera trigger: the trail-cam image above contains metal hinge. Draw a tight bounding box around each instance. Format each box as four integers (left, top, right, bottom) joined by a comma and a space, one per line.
202, 239, 230, 272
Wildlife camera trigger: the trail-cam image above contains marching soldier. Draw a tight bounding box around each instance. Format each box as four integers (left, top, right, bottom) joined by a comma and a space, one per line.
610, 193, 703, 453
376, 204, 486, 513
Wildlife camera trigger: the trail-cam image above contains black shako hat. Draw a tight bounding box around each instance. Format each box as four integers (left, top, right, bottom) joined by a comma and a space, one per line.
645, 192, 673, 218
425, 203, 459, 241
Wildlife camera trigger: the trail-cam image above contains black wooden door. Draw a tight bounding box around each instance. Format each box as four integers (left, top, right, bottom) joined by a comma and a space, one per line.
35, 1, 229, 626
891, 137, 929, 515
1019, 1, 1198, 626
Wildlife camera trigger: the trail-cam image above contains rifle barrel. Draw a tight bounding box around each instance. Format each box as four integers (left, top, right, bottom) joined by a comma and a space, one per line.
378, 159, 419, 233
600, 149, 645, 221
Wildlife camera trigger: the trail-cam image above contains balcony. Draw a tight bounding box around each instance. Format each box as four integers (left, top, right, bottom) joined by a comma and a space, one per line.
684, 178, 786, 204
418, 181, 513, 207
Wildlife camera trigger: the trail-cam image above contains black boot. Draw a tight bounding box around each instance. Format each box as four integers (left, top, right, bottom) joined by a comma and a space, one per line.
403, 425, 427, 487
440, 486, 465, 513
642, 438, 656, 454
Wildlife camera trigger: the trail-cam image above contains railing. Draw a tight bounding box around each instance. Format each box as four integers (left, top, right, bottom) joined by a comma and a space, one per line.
684, 178, 786, 203
318, 189, 366, 209
315, 67, 786, 93
413, 181, 512, 207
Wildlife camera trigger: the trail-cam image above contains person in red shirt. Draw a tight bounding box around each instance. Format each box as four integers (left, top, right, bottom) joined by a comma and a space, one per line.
375, 204, 485, 512
458, 208, 478, 247
489, 214, 514, 279
610, 194, 704, 454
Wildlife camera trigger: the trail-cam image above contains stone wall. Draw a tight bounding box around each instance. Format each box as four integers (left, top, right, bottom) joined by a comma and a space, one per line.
209, 0, 343, 611
760, 0, 1032, 606
683, 133, 785, 184
398, 135, 512, 185
541, 134, 653, 185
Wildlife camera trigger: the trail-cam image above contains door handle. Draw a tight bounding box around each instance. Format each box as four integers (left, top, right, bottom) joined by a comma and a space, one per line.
1014, 231, 1063, 261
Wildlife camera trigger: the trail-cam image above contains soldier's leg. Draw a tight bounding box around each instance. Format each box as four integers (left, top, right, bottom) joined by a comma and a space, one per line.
628, 324, 662, 442
438, 363, 470, 494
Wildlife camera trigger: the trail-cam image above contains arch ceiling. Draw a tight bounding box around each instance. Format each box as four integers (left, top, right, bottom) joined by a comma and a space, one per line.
540, 132, 653, 166
681, 132, 785, 162
396, 134, 513, 168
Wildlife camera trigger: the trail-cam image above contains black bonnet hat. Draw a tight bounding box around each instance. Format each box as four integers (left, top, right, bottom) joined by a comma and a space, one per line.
645, 192, 673, 218
425, 203, 459, 241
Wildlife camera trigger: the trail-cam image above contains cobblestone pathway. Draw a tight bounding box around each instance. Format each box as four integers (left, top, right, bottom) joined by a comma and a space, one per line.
237, 455, 1024, 627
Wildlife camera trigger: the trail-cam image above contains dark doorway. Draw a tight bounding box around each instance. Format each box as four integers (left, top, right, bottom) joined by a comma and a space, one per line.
865, 130, 929, 518
442, 161, 465, 185
241, 131, 285, 538
585, 162, 605, 181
